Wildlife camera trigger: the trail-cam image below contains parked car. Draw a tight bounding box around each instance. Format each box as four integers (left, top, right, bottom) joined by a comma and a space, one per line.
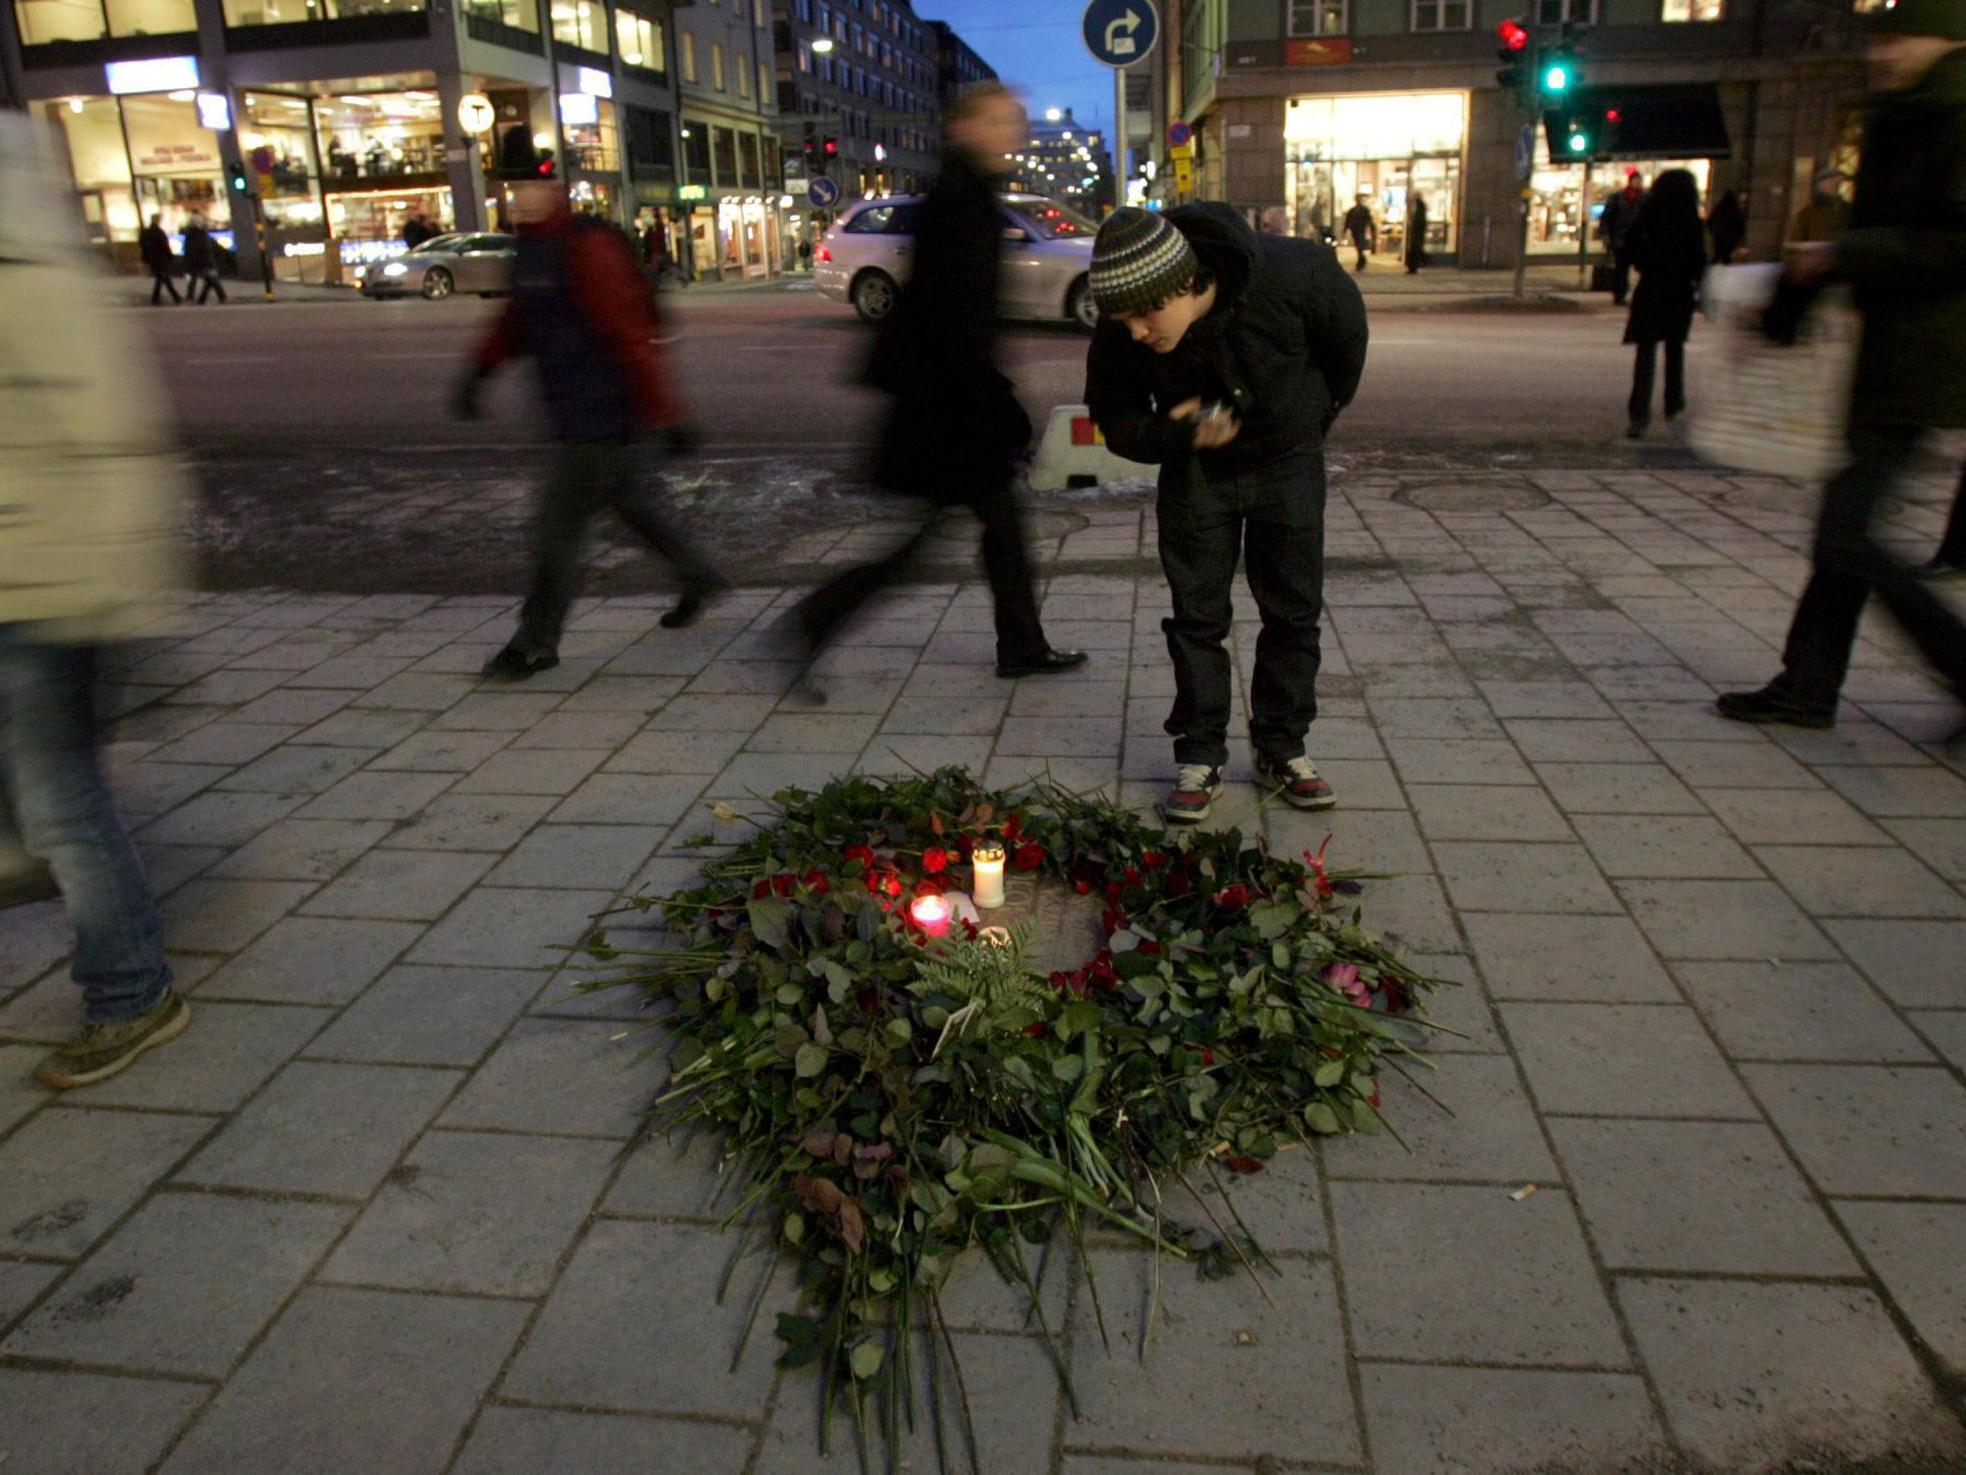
813, 194, 1099, 329
359, 232, 516, 300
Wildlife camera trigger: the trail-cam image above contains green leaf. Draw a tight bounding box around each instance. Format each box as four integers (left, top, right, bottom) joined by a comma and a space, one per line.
1304, 1101, 1342, 1135
1051, 1055, 1084, 1082
775, 1313, 826, 1369
1248, 899, 1298, 940
1109, 928, 1140, 953
748, 896, 794, 951
783, 1212, 805, 1245
1313, 1059, 1346, 1089
794, 1042, 829, 1078
885, 1017, 913, 1044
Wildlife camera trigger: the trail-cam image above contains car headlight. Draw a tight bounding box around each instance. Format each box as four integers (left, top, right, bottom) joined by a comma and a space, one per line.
381, 262, 410, 278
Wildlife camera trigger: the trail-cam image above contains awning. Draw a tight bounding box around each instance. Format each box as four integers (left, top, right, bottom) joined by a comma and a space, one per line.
1543, 84, 1731, 161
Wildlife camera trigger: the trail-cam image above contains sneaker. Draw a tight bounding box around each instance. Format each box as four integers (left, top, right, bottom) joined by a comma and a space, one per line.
1161, 764, 1223, 826
34, 991, 190, 1090
1716, 684, 1835, 730
1254, 753, 1337, 810
481, 645, 559, 682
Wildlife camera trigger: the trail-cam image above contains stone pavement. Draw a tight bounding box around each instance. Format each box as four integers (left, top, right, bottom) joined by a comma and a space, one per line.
3, 466, 1965, 1475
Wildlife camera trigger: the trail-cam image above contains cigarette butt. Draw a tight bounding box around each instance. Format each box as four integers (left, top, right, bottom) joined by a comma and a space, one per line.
1510, 1184, 1538, 1202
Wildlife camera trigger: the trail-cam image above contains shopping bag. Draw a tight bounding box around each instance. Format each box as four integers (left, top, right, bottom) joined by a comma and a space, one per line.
1687, 264, 1857, 481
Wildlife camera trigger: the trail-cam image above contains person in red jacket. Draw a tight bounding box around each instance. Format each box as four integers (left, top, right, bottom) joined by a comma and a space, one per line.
456, 150, 723, 681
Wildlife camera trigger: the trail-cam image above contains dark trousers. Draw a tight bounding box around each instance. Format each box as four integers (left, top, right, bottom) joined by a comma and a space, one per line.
1158, 451, 1326, 768
148, 270, 180, 305
1629, 339, 1685, 424
792, 482, 1045, 661
1777, 423, 1966, 710
1611, 251, 1633, 306
1937, 460, 1966, 568
513, 441, 723, 658
192, 270, 225, 304
1349, 233, 1370, 271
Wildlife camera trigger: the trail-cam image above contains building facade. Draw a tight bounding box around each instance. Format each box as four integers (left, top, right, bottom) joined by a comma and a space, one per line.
927, 16, 990, 108
1151, 0, 1868, 267
1007, 105, 1111, 214
770, 0, 939, 205
670, 0, 785, 281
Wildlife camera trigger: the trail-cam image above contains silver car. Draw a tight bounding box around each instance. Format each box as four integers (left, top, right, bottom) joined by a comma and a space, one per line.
359, 232, 516, 300
814, 194, 1099, 329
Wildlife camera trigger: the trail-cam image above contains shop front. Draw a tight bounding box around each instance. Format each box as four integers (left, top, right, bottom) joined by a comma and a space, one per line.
1526, 141, 1713, 257
717, 194, 771, 279
311, 84, 456, 284
1523, 85, 1730, 257
1282, 90, 1467, 263
45, 91, 234, 269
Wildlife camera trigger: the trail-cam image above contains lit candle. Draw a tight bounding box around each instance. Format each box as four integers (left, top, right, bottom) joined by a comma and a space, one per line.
971, 840, 1006, 910
910, 893, 951, 938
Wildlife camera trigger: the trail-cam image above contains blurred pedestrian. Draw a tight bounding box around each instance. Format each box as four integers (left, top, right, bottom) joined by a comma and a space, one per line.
403, 211, 434, 250
1791, 170, 1852, 242
797, 237, 813, 272
138, 214, 179, 305
782, 83, 1085, 691
1720, 0, 1966, 732
0, 115, 190, 1088
182, 216, 225, 305
1707, 189, 1748, 264
1085, 203, 1368, 824
1918, 462, 1966, 577
1622, 169, 1708, 438
455, 143, 724, 681
1342, 194, 1375, 272
1599, 169, 1645, 305
1404, 194, 1429, 274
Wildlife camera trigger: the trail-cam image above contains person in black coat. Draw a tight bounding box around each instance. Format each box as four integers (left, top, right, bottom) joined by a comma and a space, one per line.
1621, 169, 1707, 437
1404, 194, 1429, 274
1707, 189, 1747, 264
1342, 195, 1374, 272
783, 83, 1084, 688
181, 217, 225, 305
137, 214, 179, 305
1085, 203, 1368, 823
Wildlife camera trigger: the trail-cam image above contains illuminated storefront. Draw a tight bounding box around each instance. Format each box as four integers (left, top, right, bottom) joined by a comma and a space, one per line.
1526, 137, 1713, 256
1283, 91, 1466, 260
313, 84, 456, 282
42, 89, 232, 266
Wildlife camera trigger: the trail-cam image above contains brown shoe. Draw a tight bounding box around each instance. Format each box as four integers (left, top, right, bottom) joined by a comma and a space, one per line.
34, 991, 191, 1090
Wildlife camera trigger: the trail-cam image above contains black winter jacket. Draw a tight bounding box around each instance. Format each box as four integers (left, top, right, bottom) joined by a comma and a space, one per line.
1622, 212, 1706, 346
1084, 205, 1368, 479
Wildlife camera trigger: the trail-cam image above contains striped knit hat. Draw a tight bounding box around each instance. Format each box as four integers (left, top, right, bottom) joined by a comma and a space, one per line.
1090, 207, 1199, 316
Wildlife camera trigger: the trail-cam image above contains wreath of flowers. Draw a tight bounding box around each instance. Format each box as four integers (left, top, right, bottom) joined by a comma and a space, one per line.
585, 767, 1445, 1471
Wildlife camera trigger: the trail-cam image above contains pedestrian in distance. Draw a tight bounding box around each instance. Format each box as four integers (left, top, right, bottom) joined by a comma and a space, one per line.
138, 214, 179, 305
403, 211, 434, 250
780, 82, 1086, 694
1085, 203, 1368, 825
1707, 188, 1748, 264
1622, 169, 1708, 438
1919, 462, 1966, 578
455, 136, 725, 682
1404, 193, 1429, 275
1719, 0, 1966, 734
0, 114, 191, 1089
1599, 169, 1646, 305
181, 216, 225, 304
1791, 170, 1852, 243
1342, 193, 1375, 272
797, 237, 813, 272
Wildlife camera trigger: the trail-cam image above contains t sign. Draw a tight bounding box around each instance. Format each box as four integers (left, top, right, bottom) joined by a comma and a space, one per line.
1082, 0, 1159, 67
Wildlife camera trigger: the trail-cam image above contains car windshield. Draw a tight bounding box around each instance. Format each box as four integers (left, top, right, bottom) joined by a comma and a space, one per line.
417, 234, 465, 254
1014, 201, 1098, 240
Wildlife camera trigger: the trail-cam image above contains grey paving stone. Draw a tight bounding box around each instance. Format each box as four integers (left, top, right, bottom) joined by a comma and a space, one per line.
715, 750, 880, 797
179, 1059, 458, 1198
1820, 761, 1966, 818
1464, 913, 1678, 1002
1913, 1008, 1966, 1069
322, 1129, 615, 1296
1351, 872, 1461, 952
298, 849, 496, 922
306, 965, 547, 1066
0, 1108, 212, 1257
484, 825, 659, 890
0, 1258, 60, 1327
1552, 1118, 1855, 1275
1404, 952, 1507, 1053
138, 790, 306, 848
1324, 1054, 1557, 1183
1383, 738, 1539, 787
147, 721, 301, 769
1408, 783, 1575, 842
1359, 1364, 1667, 1475
291, 708, 430, 749
1270, 807, 1431, 877
198, 917, 424, 1005
213, 743, 377, 797
157, 877, 315, 954
1372, 698, 1504, 741
1310, 757, 1407, 809
297, 769, 457, 821
638, 692, 777, 730
0, 903, 69, 996
455, 747, 608, 796
502, 1220, 789, 1416
604, 1130, 734, 1219
1477, 679, 1617, 719
1432, 842, 1622, 914
350, 671, 477, 711
1618, 1278, 1966, 1472
1836, 1201, 1966, 1376
881, 695, 1009, 735
440, 1017, 653, 1139
1743, 1063, 1966, 1197
548, 772, 706, 827
863, 734, 996, 778
376, 791, 557, 852
1652, 738, 1821, 789
227, 688, 360, 728
1884, 816, 1966, 881
79, 1000, 330, 1113
1502, 1002, 1757, 1118
1754, 844, 1966, 919
206, 819, 393, 881
453, 1406, 755, 1475
0, 1367, 208, 1475
406, 886, 615, 970
608, 728, 755, 776
427, 691, 564, 731
1675, 961, 1933, 1062
1824, 919, 1966, 1007
113, 761, 230, 817
1535, 760, 1708, 815
1570, 814, 1761, 879
1701, 786, 1893, 846
3, 1193, 348, 1377
1329, 1182, 1628, 1366
366, 727, 512, 772
1064, 1251, 1359, 1465
1504, 718, 1652, 763
1620, 879, 1838, 961
159, 1285, 528, 1475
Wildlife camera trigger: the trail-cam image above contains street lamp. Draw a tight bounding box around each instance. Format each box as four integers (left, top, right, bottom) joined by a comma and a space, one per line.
812, 36, 834, 53
1044, 107, 1062, 122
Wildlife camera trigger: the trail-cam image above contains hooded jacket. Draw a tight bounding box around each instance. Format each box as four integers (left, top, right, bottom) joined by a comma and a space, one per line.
1083, 204, 1368, 477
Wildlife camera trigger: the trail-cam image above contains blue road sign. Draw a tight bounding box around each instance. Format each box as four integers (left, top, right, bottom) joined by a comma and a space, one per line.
1514, 123, 1536, 182
1082, 0, 1159, 67
807, 176, 840, 208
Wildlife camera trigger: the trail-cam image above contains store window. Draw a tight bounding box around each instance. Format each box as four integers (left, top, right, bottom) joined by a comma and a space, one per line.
1411, 0, 1469, 30
122, 92, 230, 238
103, 0, 195, 32
565, 98, 619, 172
48, 97, 139, 240
15, 0, 107, 42
682, 120, 710, 183
242, 91, 322, 229
1526, 140, 1710, 253
712, 41, 726, 90
1286, 0, 1346, 35
315, 89, 447, 183
1283, 92, 1466, 257
615, 6, 664, 71
682, 30, 697, 82
1661, 0, 1722, 18
713, 125, 737, 184
222, 0, 423, 24
551, 0, 605, 51
1536, 0, 1595, 22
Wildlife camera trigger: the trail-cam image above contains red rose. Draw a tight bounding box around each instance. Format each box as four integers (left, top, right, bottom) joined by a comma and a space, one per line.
915, 876, 946, 897
771, 873, 795, 898
1073, 880, 1092, 895
1137, 940, 1162, 956
1002, 814, 1023, 841
1201, 1046, 1215, 1066
884, 875, 903, 898
1223, 1156, 1265, 1175
844, 844, 875, 869
960, 918, 979, 939
1141, 850, 1167, 871
1124, 867, 1142, 887
1213, 883, 1251, 912
802, 869, 830, 895
1368, 1092, 1382, 1108
1013, 841, 1045, 871
1104, 882, 1123, 904
751, 880, 770, 899
1022, 1020, 1046, 1038
923, 847, 948, 875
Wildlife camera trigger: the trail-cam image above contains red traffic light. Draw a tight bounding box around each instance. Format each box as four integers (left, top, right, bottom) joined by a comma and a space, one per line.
823, 137, 838, 156
1605, 108, 1622, 122
1497, 18, 1529, 52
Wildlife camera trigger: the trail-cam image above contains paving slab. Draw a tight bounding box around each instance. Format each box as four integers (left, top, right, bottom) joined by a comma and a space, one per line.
0, 1367, 209, 1475
1358, 1364, 1667, 1475
297, 848, 497, 921
1742, 1063, 1966, 1198
453, 1406, 755, 1475
1464, 912, 1679, 1002
1674, 960, 1935, 1062
197, 916, 424, 1005
77, 1001, 331, 1113
1502, 1001, 1758, 1118
0, 1108, 212, 1257
439, 1017, 653, 1139
304, 964, 547, 1066
1835, 1200, 1966, 1376
1322, 1054, 1556, 1184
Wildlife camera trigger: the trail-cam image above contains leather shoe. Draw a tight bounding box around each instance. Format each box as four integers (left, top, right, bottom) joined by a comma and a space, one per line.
1716, 684, 1834, 730
996, 648, 1088, 680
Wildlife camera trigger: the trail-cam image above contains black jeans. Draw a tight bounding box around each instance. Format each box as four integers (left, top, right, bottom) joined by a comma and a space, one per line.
1158, 450, 1326, 768
1349, 234, 1370, 270
792, 481, 1046, 662
1629, 339, 1685, 424
1938, 459, 1966, 568
192, 270, 225, 304
149, 270, 180, 305
513, 441, 723, 658
1777, 423, 1966, 710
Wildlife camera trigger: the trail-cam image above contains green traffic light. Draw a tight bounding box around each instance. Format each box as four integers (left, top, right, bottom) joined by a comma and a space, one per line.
1568, 133, 1590, 153
1544, 63, 1572, 92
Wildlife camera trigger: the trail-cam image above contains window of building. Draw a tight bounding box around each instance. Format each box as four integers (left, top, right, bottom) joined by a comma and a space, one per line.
1287, 0, 1346, 35
625, 105, 673, 169
753, 0, 764, 24
712, 40, 726, 90
1536, 0, 1595, 22
712, 124, 737, 182
222, 0, 422, 23
105, 0, 194, 35
759, 61, 772, 101
315, 89, 447, 182
615, 7, 664, 70
681, 30, 697, 81
122, 92, 230, 233
240, 91, 322, 228
466, 0, 536, 31
738, 129, 759, 185
1661, 0, 1721, 17
1411, 0, 1469, 29
551, 0, 604, 51
16, 0, 107, 41
737, 49, 751, 97
564, 97, 619, 172
682, 119, 710, 181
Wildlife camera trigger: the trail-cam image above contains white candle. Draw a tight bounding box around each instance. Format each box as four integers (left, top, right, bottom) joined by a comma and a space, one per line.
971, 840, 1005, 909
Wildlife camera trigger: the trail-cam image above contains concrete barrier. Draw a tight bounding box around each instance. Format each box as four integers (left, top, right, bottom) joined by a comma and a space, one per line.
1027, 404, 1145, 493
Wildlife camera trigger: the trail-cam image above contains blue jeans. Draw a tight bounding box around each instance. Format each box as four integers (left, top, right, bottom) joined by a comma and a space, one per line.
0, 631, 171, 1022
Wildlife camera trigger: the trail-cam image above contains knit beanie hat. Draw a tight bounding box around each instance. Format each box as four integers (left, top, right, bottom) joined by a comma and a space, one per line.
1090, 207, 1199, 316
1866, 0, 1966, 38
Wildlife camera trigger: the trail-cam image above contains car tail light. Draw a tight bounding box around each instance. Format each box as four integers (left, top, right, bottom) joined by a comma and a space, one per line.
1070, 416, 1099, 447
816, 245, 831, 263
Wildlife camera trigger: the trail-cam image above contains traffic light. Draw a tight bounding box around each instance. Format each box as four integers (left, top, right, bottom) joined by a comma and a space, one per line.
823, 136, 838, 162
801, 121, 819, 174
534, 148, 556, 179
1540, 43, 1580, 98
229, 163, 248, 193
1495, 17, 1529, 92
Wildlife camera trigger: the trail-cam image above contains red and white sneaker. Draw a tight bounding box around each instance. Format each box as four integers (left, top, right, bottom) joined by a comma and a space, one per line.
1255, 753, 1337, 811
1161, 764, 1223, 826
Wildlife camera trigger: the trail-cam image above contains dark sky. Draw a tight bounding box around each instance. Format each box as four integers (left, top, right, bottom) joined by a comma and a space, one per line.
915, 0, 1120, 139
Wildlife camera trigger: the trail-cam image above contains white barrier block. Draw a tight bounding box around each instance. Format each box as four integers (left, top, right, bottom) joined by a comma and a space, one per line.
1027, 404, 1146, 493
